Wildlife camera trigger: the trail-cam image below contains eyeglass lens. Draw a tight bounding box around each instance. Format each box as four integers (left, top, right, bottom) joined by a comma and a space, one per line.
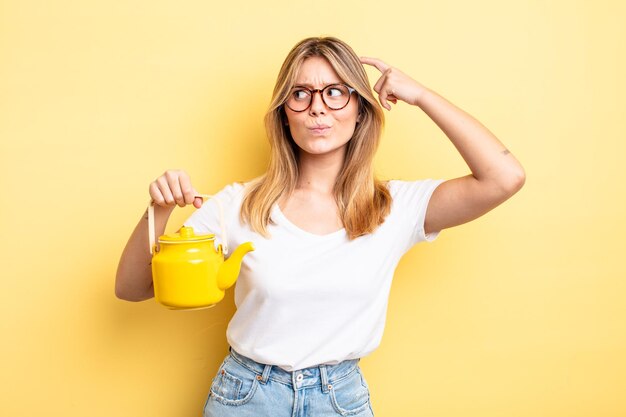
286, 84, 352, 112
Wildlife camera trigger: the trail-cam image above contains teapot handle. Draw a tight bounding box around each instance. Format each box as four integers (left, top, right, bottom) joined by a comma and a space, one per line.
148, 193, 228, 256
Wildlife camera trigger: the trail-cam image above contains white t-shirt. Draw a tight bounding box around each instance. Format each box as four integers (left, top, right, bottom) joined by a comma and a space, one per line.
183, 178, 444, 371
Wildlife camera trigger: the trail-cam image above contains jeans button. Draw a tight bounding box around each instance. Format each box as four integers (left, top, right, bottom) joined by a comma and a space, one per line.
296, 374, 304, 382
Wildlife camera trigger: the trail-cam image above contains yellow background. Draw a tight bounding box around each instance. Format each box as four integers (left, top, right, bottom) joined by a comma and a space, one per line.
1, 0, 625, 416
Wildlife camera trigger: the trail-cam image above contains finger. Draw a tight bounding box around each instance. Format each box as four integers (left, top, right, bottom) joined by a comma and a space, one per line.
156, 176, 176, 206
386, 90, 398, 107
149, 182, 165, 205
359, 56, 390, 73
372, 74, 385, 94
165, 171, 186, 207
372, 67, 392, 93
378, 88, 391, 111
377, 79, 395, 110
191, 189, 204, 209
178, 172, 196, 205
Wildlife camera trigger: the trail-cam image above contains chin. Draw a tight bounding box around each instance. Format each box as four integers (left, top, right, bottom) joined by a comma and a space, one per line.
295, 135, 350, 155
301, 145, 347, 157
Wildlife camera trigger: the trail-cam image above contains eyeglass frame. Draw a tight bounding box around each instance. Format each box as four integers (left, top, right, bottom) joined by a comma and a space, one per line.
284, 83, 357, 112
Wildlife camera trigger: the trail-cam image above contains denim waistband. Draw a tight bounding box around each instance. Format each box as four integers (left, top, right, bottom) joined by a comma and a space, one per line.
228, 347, 360, 392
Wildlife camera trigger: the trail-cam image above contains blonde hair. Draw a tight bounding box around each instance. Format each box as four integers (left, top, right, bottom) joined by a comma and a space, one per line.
240, 36, 392, 240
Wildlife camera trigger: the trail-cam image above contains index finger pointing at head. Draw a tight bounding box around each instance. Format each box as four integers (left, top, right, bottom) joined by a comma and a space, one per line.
360, 56, 390, 73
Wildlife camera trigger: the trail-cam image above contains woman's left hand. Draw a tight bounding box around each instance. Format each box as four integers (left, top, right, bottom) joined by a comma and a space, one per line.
360, 57, 427, 110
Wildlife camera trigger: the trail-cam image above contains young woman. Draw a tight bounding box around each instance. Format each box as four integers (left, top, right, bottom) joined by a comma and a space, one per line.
116, 36, 525, 417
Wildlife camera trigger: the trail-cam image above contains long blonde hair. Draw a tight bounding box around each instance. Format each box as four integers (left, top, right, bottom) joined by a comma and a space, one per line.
240, 36, 391, 240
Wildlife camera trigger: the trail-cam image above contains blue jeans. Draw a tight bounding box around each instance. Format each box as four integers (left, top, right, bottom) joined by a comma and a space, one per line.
203, 347, 375, 417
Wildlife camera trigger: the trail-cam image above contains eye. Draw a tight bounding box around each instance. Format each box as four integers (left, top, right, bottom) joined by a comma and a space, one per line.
292, 89, 310, 100
325, 85, 349, 98
326, 87, 345, 97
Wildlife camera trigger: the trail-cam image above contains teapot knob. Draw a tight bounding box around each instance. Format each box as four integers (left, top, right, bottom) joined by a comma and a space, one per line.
179, 226, 194, 238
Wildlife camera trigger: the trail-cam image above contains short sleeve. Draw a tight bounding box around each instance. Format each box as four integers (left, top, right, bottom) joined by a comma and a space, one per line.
389, 179, 445, 251
183, 182, 245, 254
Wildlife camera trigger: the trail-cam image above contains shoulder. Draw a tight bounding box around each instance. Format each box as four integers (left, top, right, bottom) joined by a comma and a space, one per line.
213, 181, 248, 199
223, 181, 247, 192
384, 179, 445, 222
386, 179, 445, 199
197, 181, 249, 213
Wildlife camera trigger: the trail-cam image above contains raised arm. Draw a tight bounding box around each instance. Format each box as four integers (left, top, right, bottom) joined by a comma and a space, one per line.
360, 57, 525, 234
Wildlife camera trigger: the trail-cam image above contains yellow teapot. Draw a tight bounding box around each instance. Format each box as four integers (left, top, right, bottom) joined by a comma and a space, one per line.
148, 194, 254, 310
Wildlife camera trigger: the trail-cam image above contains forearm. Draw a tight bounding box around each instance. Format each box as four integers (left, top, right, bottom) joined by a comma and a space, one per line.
115, 205, 174, 301
414, 87, 525, 190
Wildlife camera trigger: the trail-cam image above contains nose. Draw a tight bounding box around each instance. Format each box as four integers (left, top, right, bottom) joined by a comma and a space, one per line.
308, 90, 326, 115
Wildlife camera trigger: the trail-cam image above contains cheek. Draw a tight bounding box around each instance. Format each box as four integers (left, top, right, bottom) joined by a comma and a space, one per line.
286, 119, 304, 139
335, 109, 359, 133
285, 112, 303, 129
284, 115, 308, 143
338, 113, 358, 126
337, 102, 359, 124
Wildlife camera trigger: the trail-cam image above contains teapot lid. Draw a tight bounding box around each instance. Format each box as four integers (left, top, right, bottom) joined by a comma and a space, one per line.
158, 226, 215, 242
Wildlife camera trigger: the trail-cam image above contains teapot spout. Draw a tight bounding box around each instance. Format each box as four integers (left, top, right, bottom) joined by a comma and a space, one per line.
217, 242, 255, 290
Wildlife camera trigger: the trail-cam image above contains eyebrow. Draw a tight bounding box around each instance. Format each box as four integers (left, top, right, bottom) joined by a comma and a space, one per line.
293, 82, 341, 89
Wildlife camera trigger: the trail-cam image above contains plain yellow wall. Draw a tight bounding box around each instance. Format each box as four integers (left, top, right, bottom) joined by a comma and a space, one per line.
1, 0, 625, 416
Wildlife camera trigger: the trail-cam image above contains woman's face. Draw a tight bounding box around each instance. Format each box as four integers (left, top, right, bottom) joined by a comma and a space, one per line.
284, 56, 359, 158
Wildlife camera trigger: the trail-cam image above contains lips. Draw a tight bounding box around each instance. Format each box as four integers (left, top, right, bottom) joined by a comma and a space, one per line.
307, 124, 331, 133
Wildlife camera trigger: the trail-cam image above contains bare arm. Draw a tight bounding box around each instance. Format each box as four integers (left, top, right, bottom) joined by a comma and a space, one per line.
115, 204, 173, 301
413, 87, 525, 234
361, 57, 525, 234
115, 170, 202, 301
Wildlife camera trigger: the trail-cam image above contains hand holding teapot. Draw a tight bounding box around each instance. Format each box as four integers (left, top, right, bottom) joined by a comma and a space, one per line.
149, 169, 204, 209
147, 170, 255, 310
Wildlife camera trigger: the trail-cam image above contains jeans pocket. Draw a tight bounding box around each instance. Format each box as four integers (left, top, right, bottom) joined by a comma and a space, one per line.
329, 367, 372, 416
209, 356, 259, 406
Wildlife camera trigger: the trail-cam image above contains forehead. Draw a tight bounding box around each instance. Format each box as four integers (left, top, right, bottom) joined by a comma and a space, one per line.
294, 56, 342, 86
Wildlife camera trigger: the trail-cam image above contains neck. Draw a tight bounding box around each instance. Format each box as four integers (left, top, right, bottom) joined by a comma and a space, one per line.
296, 147, 346, 194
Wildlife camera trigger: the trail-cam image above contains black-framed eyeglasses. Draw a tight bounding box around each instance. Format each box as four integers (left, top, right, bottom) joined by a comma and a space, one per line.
285, 83, 357, 112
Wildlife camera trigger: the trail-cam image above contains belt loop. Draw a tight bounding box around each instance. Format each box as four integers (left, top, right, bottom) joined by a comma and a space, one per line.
319, 364, 330, 393
259, 364, 272, 384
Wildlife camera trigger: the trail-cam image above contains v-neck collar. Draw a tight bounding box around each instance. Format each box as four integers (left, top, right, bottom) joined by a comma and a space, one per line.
272, 204, 347, 240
